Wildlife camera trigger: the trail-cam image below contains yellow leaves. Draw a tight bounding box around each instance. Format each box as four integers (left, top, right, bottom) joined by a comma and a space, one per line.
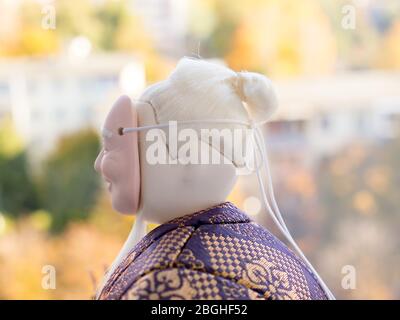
144, 55, 176, 83
189, 0, 218, 38
331, 144, 367, 177
0, 212, 7, 236
0, 25, 59, 57
379, 20, 400, 69
328, 145, 388, 216
225, 0, 337, 77
352, 190, 377, 216
225, 20, 262, 72
0, 216, 125, 299
287, 170, 316, 198
30, 210, 52, 231
364, 166, 390, 194
0, 116, 24, 157
0, 220, 54, 299
19, 26, 59, 56
331, 158, 351, 177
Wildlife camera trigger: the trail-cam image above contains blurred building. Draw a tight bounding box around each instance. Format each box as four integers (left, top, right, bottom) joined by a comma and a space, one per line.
0, 53, 145, 166
129, 0, 188, 57
269, 71, 400, 161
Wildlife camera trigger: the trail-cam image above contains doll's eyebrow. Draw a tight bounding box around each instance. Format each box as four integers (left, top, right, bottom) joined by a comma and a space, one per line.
101, 127, 113, 139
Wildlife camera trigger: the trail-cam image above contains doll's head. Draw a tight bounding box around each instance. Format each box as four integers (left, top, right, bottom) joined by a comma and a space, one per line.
95, 58, 277, 223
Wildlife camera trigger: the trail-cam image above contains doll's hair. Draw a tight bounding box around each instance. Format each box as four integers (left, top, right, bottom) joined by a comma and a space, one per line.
141, 57, 278, 124
139, 57, 278, 166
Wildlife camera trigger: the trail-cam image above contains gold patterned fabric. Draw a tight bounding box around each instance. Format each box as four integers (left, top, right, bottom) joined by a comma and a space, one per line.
98, 202, 328, 300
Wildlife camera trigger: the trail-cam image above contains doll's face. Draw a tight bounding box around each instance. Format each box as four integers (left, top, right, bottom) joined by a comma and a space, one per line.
94, 95, 140, 214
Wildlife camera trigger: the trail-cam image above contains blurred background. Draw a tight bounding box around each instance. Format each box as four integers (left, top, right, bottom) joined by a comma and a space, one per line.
0, 0, 399, 299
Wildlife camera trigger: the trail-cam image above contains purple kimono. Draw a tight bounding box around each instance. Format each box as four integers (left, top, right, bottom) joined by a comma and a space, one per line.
98, 202, 328, 300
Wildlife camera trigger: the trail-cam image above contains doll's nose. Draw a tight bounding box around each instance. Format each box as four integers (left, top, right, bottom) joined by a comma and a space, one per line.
94, 150, 103, 173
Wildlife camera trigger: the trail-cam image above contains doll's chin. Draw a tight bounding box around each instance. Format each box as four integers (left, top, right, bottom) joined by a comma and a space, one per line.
111, 193, 137, 215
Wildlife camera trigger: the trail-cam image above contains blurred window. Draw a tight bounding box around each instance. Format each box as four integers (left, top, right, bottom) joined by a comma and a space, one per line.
320, 115, 331, 130
54, 107, 66, 121
0, 83, 9, 95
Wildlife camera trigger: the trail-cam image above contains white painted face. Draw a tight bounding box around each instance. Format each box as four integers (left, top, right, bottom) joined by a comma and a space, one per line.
94, 95, 140, 214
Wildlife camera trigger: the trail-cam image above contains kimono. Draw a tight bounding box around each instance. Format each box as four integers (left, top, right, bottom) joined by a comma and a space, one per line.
98, 202, 328, 300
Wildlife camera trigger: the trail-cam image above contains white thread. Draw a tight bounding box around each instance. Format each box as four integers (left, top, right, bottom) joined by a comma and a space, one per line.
122, 119, 251, 134
252, 126, 336, 300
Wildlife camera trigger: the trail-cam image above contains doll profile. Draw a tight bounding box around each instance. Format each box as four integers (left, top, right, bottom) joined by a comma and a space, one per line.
94, 58, 334, 300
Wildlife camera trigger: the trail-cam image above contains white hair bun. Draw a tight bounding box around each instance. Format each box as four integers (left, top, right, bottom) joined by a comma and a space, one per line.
145, 57, 278, 125
235, 71, 278, 123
